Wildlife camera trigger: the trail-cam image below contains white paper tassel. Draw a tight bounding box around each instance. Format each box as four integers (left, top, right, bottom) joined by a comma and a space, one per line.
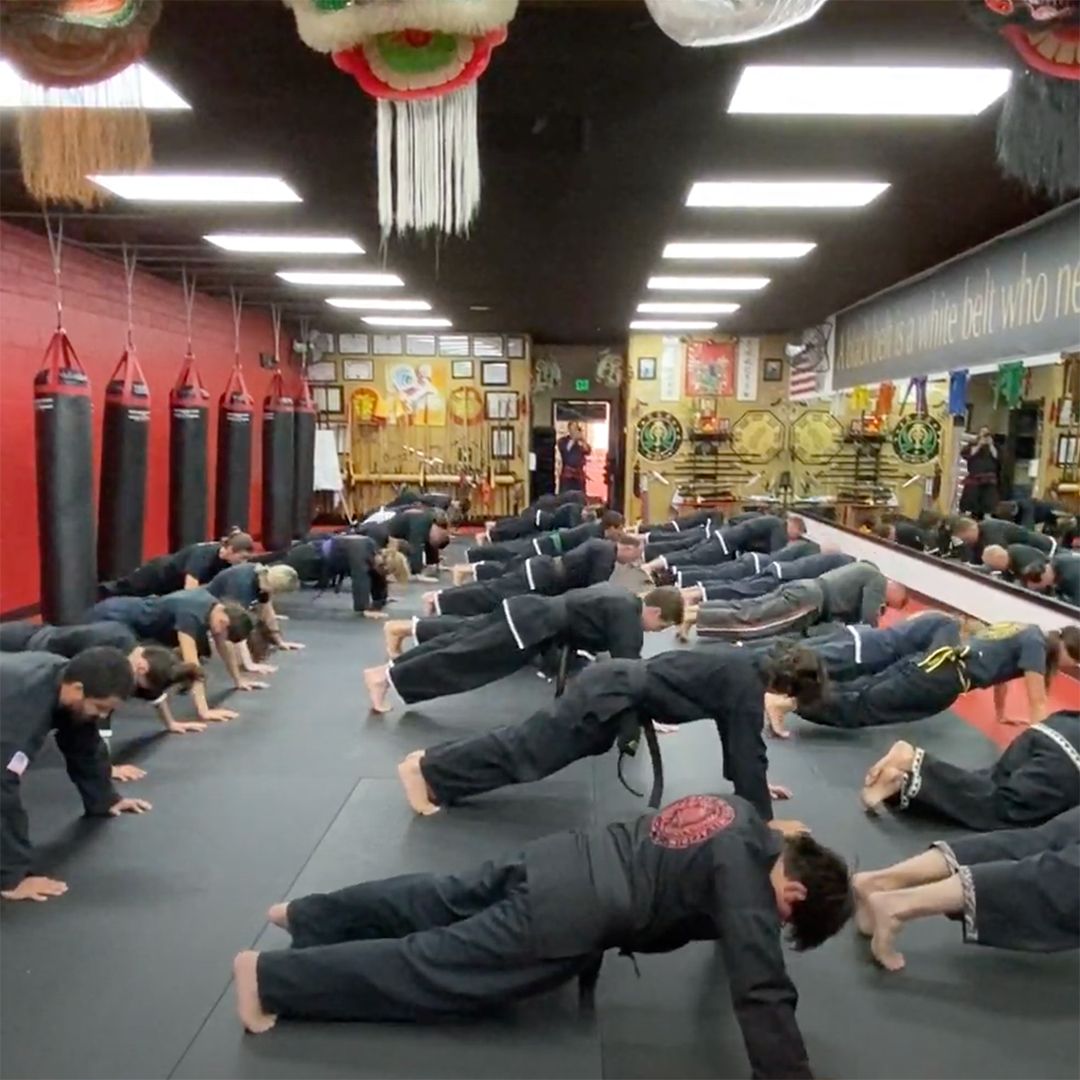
377, 83, 481, 239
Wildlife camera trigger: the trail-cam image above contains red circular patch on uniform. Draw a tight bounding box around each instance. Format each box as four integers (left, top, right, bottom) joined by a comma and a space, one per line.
650, 795, 735, 849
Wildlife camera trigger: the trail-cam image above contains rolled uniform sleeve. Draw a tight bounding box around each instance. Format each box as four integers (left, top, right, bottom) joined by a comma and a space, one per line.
606, 600, 645, 659
54, 722, 120, 816
1, 752, 33, 889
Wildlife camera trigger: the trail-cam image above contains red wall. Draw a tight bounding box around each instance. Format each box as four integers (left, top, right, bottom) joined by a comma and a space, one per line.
0, 221, 288, 615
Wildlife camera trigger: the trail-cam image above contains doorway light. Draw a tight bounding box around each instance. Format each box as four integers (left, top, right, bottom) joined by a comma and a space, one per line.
326, 297, 431, 310
647, 275, 770, 291
637, 301, 740, 314
630, 320, 718, 331
663, 241, 815, 260
0, 61, 190, 110
686, 180, 889, 208
362, 316, 452, 328
278, 270, 404, 287
207, 234, 363, 254
90, 174, 301, 202
728, 65, 1011, 116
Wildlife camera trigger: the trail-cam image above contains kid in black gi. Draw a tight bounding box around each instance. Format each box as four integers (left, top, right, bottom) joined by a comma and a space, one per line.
852, 807, 1078, 972
0, 649, 151, 903
232, 791, 853, 1080
687, 551, 852, 603
468, 511, 624, 564
101, 532, 255, 596
395, 645, 827, 819
642, 515, 803, 574
363, 584, 683, 713
379, 508, 450, 577
487, 499, 590, 542
636, 508, 720, 538
672, 538, 820, 588
860, 709, 1079, 828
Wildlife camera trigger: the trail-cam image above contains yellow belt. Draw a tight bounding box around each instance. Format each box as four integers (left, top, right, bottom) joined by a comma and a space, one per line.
917, 644, 971, 693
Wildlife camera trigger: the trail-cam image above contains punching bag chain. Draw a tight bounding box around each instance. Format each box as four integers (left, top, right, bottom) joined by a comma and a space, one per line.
230, 286, 244, 366
121, 243, 138, 350
271, 303, 283, 368
181, 266, 197, 354
43, 209, 64, 330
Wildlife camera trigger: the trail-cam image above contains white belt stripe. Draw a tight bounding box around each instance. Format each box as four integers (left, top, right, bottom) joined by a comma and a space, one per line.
433, 591, 442, 615
1030, 724, 1080, 773
718, 533, 728, 554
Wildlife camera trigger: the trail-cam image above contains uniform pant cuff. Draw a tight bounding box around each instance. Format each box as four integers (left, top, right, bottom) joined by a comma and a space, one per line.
898, 747, 925, 810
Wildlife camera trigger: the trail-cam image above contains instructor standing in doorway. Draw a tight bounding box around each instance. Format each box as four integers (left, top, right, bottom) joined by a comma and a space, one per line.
558, 421, 591, 493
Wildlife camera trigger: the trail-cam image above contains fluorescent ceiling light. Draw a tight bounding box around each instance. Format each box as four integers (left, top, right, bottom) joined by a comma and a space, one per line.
637, 301, 740, 315
362, 316, 451, 328
630, 320, 718, 331
0, 60, 189, 110
326, 297, 431, 311
728, 65, 1011, 116
206, 234, 363, 254
687, 180, 889, 208
648, 275, 770, 292
278, 270, 404, 287
90, 174, 301, 203
663, 241, 815, 260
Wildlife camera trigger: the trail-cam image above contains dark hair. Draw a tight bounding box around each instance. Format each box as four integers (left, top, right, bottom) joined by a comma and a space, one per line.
62, 646, 135, 700
786, 514, 806, 535
916, 509, 942, 530
601, 509, 625, 530
581, 507, 598, 523
219, 601, 254, 643
994, 501, 1019, 522
1019, 560, 1048, 586
140, 645, 204, 697
781, 834, 853, 951
762, 643, 827, 707
1047, 627, 1080, 684
224, 531, 255, 554
246, 621, 275, 663
642, 586, 684, 625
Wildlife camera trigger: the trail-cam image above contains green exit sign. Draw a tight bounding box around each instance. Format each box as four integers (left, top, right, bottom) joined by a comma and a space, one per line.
575, 378, 590, 391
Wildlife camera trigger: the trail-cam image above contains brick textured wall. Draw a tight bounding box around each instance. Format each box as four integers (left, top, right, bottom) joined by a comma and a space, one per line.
0, 221, 287, 614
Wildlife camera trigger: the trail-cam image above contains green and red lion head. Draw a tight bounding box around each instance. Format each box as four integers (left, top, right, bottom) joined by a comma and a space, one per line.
283, 0, 517, 100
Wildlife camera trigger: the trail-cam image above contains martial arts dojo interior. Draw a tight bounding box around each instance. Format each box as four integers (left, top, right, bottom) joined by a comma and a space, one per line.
2, 1, 1080, 1078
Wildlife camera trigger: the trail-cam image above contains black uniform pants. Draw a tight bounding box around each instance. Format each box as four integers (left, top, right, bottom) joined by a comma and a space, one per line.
656, 536, 731, 569
468, 540, 528, 564
697, 584, 822, 641
900, 726, 1080, 830
326, 536, 384, 613
103, 555, 181, 597
700, 574, 780, 602
934, 808, 1079, 952
959, 478, 999, 519
796, 654, 964, 728
643, 527, 707, 560
257, 861, 589, 1022
436, 570, 528, 617
677, 556, 763, 587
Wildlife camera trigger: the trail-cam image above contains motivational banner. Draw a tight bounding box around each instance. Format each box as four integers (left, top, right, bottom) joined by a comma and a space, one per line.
736, 336, 761, 401
833, 203, 1080, 389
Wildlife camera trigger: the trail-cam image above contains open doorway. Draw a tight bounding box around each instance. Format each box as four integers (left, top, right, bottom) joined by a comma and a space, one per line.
553, 399, 611, 503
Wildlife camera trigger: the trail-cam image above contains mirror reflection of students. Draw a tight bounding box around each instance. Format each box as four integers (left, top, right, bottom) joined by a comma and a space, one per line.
960, 427, 1000, 520
557, 421, 591, 493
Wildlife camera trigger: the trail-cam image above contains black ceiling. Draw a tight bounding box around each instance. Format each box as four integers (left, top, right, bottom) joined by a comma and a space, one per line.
0, 0, 1065, 343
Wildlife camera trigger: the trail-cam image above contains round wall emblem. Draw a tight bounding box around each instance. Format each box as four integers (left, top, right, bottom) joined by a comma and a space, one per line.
636, 411, 683, 461
892, 413, 941, 464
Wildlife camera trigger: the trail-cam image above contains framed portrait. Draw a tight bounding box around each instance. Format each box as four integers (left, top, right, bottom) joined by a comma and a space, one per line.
481, 360, 510, 386
506, 335, 526, 359
473, 334, 504, 358
343, 358, 374, 382
312, 384, 344, 416
485, 390, 519, 420
638, 355, 657, 380
491, 425, 515, 459
451, 359, 474, 379
338, 332, 368, 355
763, 358, 784, 382
306, 359, 337, 383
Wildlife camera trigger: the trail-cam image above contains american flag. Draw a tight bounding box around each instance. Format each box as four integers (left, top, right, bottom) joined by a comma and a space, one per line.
788, 355, 822, 401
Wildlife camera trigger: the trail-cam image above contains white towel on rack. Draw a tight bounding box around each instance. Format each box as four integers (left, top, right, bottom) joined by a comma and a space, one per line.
313, 429, 344, 492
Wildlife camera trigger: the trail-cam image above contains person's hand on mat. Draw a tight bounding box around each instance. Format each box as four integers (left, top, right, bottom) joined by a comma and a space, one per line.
768, 783, 793, 800
236, 679, 269, 692
111, 764, 147, 783
363, 610, 389, 620
245, 662, 277, 675
167, 719, 208, 734
768, 818, 809, 837
199, 708, 237, 723
998, 715, 1031, 727
1, 875, 68, 902
109, 798, 152, 816
277, 641, 305, 650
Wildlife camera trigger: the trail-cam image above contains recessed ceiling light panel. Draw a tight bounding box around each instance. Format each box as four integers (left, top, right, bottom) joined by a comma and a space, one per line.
663, 241, 815, 260
0, 61, 190, 110
278, 271, 404, 287
630, 320, 719, 331
326, 297, 431, 310
686, 180, 889, 208
636, 302, 740, 314
728, 65, 1011, 116
647, 275, 770, 291
206, 234, 363, 254
90, 174, 302, 203
362, 316, 452, 328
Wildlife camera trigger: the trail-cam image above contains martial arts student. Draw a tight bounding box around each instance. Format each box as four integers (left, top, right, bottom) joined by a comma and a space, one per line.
420, 536, 641, 621
395, 644, 826, 818
852, 807, 1078, 972
206, 562, 303, 670
980, 542, 1050, 584
683, 551, 852, 604
101, 531, 255, 597
695, 561, 907, 642
468, 510, 624, 565
233, 791, 853, 1080
873, 518, 928, 552
0, 648, 151, 903
642, 514, 803, 575
1037, 551, 1080, 607
635, 508, 719, 538
859, 709, 1079, 827
950, 515, 1055, 563
88, 589, 257, 724
363, 583, 683, 713
671, 538, 821, 588
768, 623, 1080, 734
486, 497, 591, 543
366, 507, 449, 578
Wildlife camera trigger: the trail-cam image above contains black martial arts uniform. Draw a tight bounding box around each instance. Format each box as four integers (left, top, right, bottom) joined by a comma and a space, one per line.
0, 653, 119, 891
891, 520, 928, 552
0, 620, 136, 657
384, 488, 452, 511
697, 561, 888, 641
697, 552, 852, 602
418, 649, 772, 817
998, 543, 1049, 581
89, 589, 218, 656
387, 509, 441, 575
388, 584, 644, 706
932, 807, 1078, 953
1051, 553, 1080, 606
893, 710, 1079, 830
467, 520, 604, 564
433, 539, 617, 617
955, 519, 1055, 564
207, 563, 269, 608
639, 509, 719, 538
255, 793, 815, 1078
488, 501, 585, 543
675, 540, 821, 588
794, 622, 1050, 730
652, 516, 788, 571
278, 535, 388, 613
103, 541, 230, 597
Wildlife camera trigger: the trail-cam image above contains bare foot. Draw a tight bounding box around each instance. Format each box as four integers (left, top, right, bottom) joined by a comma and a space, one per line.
851, 871, 883, 936
384, 620, 412, 659
267, 903, 289, 931
233, 951, 278, 1034
452, 564, 475, 586
866, 893, 906, 971
422, 592, 437, 616
860, 765, 906, 812
675, 622, 693, 644
998, 715, 1031, 727
863, 740, 916, 788
397, 751, 441, 815
764, 693, 795, 739
363, 666, 392, 714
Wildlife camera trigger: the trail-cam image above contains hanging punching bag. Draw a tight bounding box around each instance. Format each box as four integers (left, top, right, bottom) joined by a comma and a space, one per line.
215, 364, 254, 537
35, 330, 96, 624
292, 376, 316, 538
169, 351, 210, 549
261, 370, 295, 551
97, 349, 150, 580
